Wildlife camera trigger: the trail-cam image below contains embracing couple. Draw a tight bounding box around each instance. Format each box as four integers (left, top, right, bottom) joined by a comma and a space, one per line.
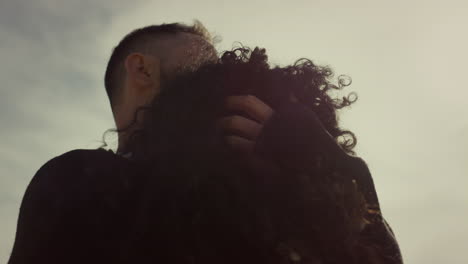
9, 21, 403, 264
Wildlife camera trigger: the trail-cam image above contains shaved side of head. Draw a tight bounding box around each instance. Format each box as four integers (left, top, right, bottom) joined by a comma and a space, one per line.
104, 21, 218, 111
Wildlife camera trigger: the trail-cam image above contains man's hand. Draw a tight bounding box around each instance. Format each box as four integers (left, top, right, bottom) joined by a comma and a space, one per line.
216, 95, 281, 174
216, 95, 275, 154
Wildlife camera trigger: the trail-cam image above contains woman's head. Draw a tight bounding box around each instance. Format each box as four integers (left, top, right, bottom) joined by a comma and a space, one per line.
123, 46, 357, 161
108, 46, 363, 263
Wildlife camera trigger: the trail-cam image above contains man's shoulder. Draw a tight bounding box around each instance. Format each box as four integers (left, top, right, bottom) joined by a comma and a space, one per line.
48, 148, 121, 165
40, 148, 127, 172
28, 148, 131, 197
11, 149, 136, 264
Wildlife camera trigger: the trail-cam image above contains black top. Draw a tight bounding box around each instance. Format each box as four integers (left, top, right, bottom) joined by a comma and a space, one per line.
8, 102, 403, 264
8, 148, 144, 263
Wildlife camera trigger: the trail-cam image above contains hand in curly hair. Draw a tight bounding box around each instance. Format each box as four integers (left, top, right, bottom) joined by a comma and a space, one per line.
217, 95, 274, 152
216, 94, 302, 174
216, 94, 282, 175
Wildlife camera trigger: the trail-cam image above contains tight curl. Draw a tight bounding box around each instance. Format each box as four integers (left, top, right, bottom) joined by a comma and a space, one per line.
100, 47, 362, 264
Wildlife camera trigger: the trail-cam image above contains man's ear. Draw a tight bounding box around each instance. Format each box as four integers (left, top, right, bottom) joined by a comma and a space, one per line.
124, 53, 161, 92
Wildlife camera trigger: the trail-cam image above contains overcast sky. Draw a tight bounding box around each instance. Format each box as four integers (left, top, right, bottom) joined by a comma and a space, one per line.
1, 0, 467, 263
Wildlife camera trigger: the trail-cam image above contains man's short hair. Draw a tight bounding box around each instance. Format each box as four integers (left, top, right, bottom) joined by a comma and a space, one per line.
104, 21, 217, 109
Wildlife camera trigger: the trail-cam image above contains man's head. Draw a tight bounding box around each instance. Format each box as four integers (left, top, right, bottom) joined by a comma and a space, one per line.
104, 21, 218, 152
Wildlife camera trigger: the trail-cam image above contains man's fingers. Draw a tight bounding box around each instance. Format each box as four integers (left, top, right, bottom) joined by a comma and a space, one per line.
225, 95, 274, 124
216, 115, 263, 140
223, 135, 255, 154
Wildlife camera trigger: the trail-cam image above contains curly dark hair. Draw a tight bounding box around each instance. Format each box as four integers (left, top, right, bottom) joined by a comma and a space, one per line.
115, 46, 357, 158
101, 47, 364, 263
